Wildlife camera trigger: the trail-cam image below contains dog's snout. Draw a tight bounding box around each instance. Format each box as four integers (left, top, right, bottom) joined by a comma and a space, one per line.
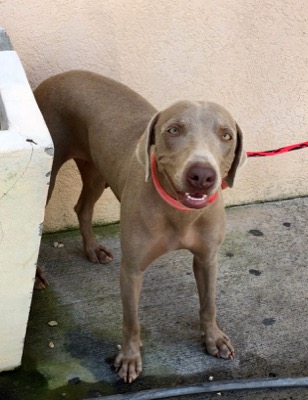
186, 164, 216, 190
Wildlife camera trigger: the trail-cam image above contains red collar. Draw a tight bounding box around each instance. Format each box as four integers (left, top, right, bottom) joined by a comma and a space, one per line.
150, 153, 225, 212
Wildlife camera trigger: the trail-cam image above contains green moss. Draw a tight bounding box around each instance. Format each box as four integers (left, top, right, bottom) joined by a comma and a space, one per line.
42, 222, 120, 242
92, 222, 120, 238
0, 284, 120, 400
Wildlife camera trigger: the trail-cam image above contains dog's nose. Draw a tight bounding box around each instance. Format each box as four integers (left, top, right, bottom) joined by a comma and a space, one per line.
186, 164, 216, 189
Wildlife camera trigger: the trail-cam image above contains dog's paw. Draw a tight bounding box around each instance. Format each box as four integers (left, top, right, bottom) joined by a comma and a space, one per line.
114, 350, 142, 383
86, 244, 114, 264
203, 325, 234, 360
34, 266, 49, 289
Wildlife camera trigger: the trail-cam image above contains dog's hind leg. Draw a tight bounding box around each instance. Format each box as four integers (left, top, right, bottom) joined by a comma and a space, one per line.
74, 159, 114, 264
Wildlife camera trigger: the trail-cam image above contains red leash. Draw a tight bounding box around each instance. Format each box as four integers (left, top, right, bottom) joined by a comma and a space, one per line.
247, 140, 308, 157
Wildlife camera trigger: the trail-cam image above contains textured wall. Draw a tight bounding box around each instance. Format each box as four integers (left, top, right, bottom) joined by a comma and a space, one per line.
1, 0, 308, 231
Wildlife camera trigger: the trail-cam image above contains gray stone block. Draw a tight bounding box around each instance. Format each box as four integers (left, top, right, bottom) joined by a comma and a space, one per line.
0, 27, 13, 51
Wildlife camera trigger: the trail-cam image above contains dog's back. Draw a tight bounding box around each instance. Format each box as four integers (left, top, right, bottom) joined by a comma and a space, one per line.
34, 70, 156, 197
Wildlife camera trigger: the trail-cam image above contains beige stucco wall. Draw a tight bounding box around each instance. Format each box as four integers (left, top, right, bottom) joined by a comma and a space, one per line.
1, 0, 308, 231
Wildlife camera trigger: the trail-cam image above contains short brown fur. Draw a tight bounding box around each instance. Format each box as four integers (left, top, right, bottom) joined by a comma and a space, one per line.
34, 70, 246, 383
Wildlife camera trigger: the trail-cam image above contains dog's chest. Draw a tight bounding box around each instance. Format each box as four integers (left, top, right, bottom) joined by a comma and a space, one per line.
161, 208, 225, 253
161, 221, 208, 252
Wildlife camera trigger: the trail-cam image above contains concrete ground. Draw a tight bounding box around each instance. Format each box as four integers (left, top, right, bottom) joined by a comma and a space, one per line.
0, 197, 307, 400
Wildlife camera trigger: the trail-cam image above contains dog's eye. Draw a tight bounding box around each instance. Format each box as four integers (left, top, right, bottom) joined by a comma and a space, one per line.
167, 127, 180, 135
222, 132, 232, 141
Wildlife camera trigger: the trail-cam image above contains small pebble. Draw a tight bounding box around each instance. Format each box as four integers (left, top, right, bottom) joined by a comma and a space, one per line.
209, 376, 214, 381
49, 341, 55, 349
48, 320, 58, 327
58, 243, 64, 248
217, 393, 222, 396
117, 344, 122, 350
53, 242, 59, 248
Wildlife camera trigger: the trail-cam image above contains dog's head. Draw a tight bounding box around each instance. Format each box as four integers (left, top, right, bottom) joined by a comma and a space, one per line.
136, 101, 246, 209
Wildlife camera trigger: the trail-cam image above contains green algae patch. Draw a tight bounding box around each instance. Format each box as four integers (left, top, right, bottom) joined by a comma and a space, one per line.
0, 285, 117, 400
0, 364, 48, 400
42, 222, 120, 242
92, 222, 120, 238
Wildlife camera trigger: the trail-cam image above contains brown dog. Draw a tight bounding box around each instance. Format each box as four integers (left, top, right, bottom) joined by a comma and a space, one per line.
34, 70, 246, 383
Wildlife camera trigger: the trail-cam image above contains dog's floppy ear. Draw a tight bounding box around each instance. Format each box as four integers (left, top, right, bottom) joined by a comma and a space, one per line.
136, 111, 160, 182
225, 123, 247, 188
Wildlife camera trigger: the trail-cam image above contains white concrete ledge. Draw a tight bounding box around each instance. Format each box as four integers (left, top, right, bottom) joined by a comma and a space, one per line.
0, 45, 53, 371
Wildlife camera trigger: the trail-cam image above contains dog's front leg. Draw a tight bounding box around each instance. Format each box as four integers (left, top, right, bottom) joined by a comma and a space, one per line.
193, 254, 234, 360
115, 259, 143, 383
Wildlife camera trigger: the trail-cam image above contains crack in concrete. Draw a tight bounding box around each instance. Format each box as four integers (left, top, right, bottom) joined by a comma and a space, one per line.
0, 222, 3, 245
0, 144, 34, 203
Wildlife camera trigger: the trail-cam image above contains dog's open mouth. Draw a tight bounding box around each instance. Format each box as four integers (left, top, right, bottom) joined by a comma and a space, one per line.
157, 162, 217, 210
178, 192, 210, 209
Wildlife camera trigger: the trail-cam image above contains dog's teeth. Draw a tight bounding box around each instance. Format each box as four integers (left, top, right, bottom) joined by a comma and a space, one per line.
186, 193, 207, 201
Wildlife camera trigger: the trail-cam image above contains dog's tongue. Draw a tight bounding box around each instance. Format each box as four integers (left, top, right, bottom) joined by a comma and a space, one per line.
179, 192, 210, 209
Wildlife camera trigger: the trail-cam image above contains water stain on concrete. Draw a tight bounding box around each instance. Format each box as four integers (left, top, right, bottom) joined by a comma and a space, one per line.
248, 229, 264, 237
249, 269, 262, 276
262, 318, 276, 326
